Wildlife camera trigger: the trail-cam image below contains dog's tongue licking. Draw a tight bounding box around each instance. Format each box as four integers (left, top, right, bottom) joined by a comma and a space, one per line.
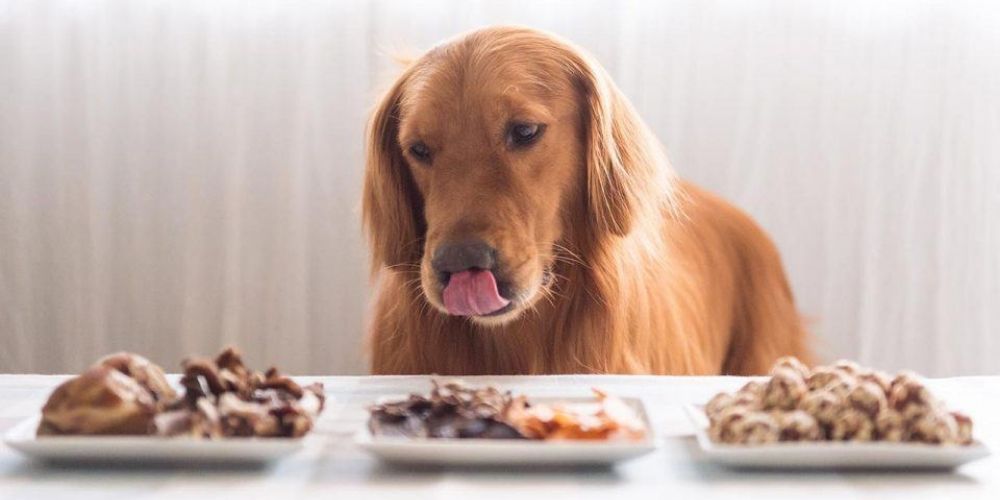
442, 269, 510, 317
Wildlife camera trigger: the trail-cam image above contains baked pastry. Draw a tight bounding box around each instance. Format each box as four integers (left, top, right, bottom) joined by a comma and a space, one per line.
708, 406, 753, 444
762, 367, 807, 410
771, 356, 810, 380
875, 408, 909, 442
773, 410, 822, 441
730, 412, 780, 445
847, 381, 888, 417
830, 408, 875, 441
798, 390, 843, 428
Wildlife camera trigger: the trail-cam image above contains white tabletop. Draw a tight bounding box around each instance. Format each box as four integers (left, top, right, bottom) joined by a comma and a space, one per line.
0, 374, 997, 499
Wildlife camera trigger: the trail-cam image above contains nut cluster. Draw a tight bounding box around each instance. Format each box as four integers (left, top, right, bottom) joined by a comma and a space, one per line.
705, 357, 973, 446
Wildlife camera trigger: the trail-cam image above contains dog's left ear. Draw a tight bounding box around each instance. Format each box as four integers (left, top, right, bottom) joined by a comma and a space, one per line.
570, 52, 670, 238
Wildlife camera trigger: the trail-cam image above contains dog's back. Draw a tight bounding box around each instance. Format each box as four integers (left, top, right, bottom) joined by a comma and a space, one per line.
660, 181, 812, 374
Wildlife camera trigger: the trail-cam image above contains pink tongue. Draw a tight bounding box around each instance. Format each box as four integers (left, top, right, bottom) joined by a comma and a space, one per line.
442, 270, 511, 316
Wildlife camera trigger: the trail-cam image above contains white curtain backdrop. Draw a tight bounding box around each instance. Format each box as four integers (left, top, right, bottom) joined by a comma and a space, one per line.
1, 0, 998, 375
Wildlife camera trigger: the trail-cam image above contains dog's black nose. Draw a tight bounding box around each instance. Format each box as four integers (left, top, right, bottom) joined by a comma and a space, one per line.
431, 240, 497, 278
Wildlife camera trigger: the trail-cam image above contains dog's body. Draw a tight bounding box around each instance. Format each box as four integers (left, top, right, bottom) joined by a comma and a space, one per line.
363, 27, 810, 375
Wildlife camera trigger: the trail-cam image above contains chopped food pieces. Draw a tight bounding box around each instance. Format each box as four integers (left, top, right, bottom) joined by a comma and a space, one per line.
38, 347, 324, 439
368, 381, 524, 439
368, 380, 647, 441
704, 357, 975, 446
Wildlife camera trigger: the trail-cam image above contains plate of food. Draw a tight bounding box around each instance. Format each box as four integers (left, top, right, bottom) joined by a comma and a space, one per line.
355, 380, 656, 466
686, 357, 990, 470
4, 347, 326, 464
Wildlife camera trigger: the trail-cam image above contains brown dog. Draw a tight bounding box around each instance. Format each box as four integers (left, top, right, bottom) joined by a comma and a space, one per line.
362, 26, 810, 375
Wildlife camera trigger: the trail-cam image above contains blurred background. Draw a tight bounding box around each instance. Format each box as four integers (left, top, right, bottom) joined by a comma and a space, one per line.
1, 0, 998, 376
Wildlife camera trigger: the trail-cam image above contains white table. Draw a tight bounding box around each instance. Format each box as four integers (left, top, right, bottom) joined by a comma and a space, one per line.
1, 374, 997, 499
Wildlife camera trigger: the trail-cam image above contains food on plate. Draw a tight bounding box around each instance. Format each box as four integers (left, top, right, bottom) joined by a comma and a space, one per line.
368, 380, 524, 439
156, 348, 325, 438
96, 352, 178, 407
704, 357, 974, 446
773, 410, 822, 441
367, 380, 646, 441
38, 365, 158, 436
510, 388, 647, 441
38, 347, 324, 438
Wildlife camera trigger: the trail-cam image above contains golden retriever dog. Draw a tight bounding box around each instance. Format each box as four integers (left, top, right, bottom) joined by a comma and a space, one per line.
362, 26, 811, 375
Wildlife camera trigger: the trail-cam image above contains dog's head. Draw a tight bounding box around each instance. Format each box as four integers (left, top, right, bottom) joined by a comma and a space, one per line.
363, 26, 671, 326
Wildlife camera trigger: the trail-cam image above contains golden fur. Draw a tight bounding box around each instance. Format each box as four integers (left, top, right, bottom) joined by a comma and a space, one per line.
362, 26, 810, 375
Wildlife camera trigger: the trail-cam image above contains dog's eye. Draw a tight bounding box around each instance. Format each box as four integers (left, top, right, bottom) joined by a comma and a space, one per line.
507, 122, 545, 148
408, 142, 432, 163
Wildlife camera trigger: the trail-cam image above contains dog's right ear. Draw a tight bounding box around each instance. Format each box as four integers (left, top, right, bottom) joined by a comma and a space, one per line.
362, 74, 426, 274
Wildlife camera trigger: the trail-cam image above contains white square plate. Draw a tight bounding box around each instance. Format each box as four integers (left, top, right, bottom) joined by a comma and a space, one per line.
684, 405, 990, 470
356, 396, 656, 466
4, 416, 310, 465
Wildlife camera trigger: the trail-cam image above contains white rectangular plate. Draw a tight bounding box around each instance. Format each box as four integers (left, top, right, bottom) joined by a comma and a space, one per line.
4, 416, 308, 465
356, 396, 656, 466
684, 405, 990, 470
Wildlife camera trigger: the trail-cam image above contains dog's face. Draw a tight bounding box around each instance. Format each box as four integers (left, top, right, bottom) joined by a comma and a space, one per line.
364, 27, 659, 326
398, 46, 584, 324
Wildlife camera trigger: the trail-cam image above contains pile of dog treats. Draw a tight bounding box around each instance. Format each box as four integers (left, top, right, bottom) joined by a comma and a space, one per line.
369, 380, 646, 441
705, 357, 973, 445
39, 347, 324, 438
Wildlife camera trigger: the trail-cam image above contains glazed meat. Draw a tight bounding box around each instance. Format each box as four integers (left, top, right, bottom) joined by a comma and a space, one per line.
39, 366, 157, 435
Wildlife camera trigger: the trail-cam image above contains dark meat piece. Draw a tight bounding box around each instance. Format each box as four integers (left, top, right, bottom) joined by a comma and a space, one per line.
166, 348, 325, 438
367, 380, 528, 440
180, 357, 227, 398
260, 367, 305, 399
